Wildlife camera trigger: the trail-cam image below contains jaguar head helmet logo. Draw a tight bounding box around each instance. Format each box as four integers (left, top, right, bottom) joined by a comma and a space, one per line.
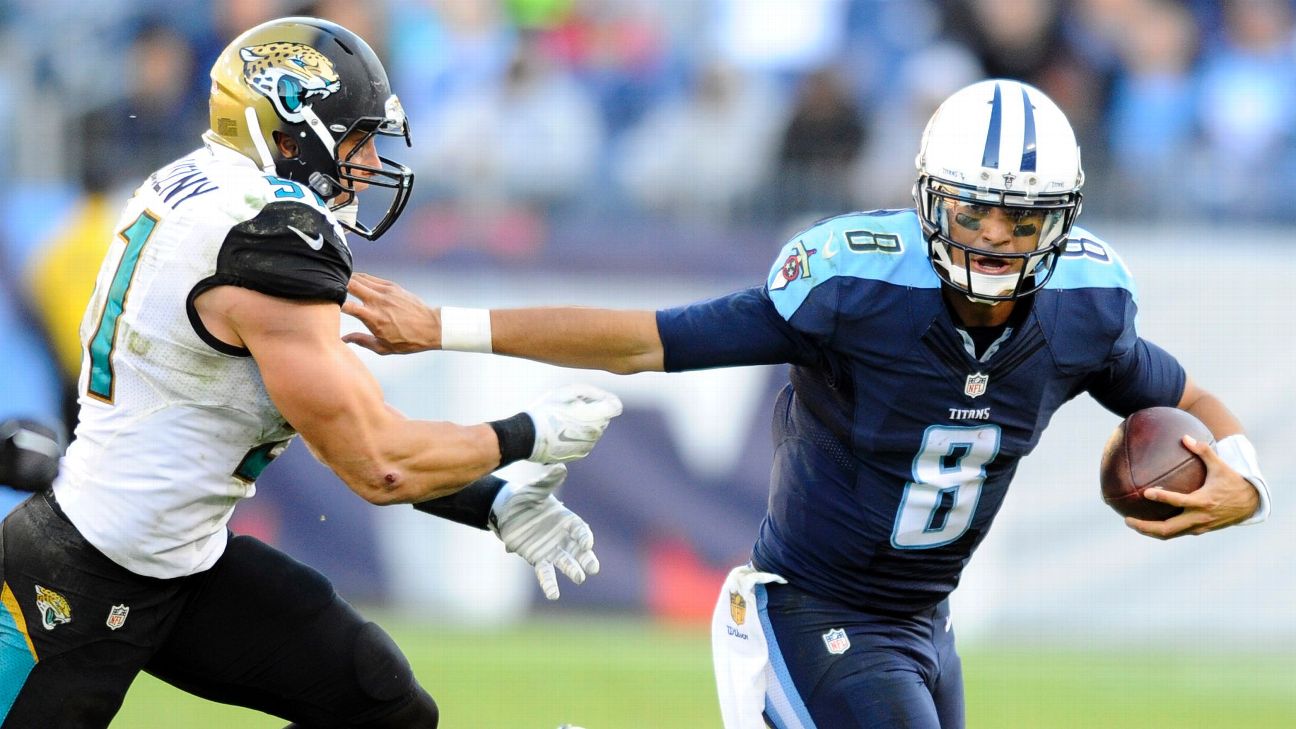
239, 42, 340, 124
34, 585, 72, 631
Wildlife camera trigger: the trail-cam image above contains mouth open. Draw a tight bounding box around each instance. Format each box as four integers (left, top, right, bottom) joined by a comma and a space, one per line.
970, 255, 1012, 275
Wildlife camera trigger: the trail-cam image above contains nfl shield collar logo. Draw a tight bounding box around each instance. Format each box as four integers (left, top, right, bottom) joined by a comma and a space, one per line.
964, 372, 989, 398
729, 591, 747, 626
822, 628, 850, 655
106, 604, 129, 631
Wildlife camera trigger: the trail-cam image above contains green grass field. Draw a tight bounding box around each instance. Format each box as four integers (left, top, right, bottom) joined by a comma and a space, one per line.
112, 615, 1296, 728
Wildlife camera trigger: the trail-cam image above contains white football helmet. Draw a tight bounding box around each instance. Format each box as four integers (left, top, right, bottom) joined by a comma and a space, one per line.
914, 79, 1084, 301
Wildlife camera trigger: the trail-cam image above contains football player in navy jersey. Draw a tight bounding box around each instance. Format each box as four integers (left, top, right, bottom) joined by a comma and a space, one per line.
343, 80, 1271, 728
0, 17, 622, 728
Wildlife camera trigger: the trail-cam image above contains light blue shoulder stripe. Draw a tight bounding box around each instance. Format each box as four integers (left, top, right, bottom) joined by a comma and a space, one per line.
767, 210, 938, 321
1045, 225, 1138, 302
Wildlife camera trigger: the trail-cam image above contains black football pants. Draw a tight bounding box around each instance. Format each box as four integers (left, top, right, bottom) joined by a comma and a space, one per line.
0, 491, 438, 728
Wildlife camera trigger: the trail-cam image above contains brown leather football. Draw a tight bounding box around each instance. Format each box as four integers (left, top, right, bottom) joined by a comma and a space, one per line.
1099, 406, 1213, 521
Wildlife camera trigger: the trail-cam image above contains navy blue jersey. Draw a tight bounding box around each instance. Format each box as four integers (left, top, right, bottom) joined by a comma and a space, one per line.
656, 209, 1185, 614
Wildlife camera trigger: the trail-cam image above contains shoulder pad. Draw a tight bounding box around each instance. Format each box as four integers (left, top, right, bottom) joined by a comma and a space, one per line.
213, 201, 352, 304
766, 209, 936, 319
1045, 226, 1138, 301
199, 163, 343, 235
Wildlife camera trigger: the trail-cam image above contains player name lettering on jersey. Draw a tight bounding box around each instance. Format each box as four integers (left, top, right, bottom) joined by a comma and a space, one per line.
150, 160, 219, 208
947, 407, 991, 421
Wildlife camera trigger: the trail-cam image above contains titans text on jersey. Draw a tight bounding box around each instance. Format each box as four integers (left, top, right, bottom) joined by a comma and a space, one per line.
656, 209, 1184, 613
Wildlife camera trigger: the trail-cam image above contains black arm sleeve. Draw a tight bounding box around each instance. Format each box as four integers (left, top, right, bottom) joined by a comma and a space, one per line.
656, 286, 818, 372
412, 475, 508, 530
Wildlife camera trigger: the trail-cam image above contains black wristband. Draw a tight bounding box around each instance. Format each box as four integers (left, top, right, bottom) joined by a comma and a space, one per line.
489, 412, 535, 466
412, 474, 507, 530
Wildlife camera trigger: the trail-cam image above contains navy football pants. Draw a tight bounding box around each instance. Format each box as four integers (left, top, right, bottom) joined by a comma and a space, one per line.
759, 581, 964, 729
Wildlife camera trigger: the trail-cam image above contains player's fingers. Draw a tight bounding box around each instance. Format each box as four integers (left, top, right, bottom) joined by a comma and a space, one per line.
351, 271, 392, 289
534, 464, 568, 492
342, 332, 391, 354
1182, 435, 1223, 467
577, 548, 600, 576
1126, 511, 1203, 539
535, 561, 560, 600
567, 523, 599, 575
554, 550, 586, 586
347, 274, 378, 299
565, 385, 625, 418
1124, 515, 1177, 539
1141, 487, 1193, 507
571, 522, 594, 551
341, 300, 377, 329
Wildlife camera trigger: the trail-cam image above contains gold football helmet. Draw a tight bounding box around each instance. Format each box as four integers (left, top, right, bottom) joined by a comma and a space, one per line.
207, 17, 413, 239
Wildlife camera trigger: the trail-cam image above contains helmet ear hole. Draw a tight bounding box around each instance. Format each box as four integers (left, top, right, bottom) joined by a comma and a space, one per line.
271, 131, 299, 159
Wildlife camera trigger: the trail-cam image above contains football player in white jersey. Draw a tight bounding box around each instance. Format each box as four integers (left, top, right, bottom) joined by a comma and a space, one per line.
0, 17, 621, 728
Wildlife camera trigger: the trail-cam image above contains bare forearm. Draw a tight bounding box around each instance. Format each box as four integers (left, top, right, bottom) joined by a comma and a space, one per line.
346, 273, 665, 372
323, 418, 503, 505
488, 308, 664, 374
1178, 379, 1243, 440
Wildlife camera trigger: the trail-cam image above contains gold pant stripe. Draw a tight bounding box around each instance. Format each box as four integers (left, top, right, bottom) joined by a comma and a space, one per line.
0, 583, 37, 662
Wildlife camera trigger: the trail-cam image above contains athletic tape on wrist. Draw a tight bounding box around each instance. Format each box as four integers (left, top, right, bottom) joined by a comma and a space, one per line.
1214, 434, 1271, 525
441, 307, 493, 353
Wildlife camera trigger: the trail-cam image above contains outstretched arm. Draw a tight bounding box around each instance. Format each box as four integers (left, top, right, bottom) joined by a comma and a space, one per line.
195, 284, 621, 505
343, 272, 664, 374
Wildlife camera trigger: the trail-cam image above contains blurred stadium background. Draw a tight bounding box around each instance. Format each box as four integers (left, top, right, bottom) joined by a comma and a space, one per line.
2, 0, 1294, 726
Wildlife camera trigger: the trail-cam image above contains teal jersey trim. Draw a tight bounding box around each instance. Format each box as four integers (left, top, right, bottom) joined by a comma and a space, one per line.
0, 598, 35, 719
87, 211, 158, 402
234, 440, 290, 483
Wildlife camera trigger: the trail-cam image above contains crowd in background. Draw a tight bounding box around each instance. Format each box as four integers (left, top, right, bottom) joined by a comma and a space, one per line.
2, 0, 1296, 227
3, 0, 1296, 513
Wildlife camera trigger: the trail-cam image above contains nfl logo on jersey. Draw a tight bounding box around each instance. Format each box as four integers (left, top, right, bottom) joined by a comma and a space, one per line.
106, 604, 130, 631
964, 372, 989, 398
822, 628, 850, 655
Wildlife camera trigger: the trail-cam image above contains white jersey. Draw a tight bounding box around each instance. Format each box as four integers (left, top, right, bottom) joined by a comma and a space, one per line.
52, 141, 353, 578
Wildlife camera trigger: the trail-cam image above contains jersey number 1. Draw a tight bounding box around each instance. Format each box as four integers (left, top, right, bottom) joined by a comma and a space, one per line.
891, 425, 1000, 548
86, 211, 158, 402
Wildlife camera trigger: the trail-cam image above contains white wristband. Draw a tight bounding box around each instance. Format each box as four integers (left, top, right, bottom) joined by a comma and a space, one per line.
1213, 434, 1271, 526
440, 307, 493, 353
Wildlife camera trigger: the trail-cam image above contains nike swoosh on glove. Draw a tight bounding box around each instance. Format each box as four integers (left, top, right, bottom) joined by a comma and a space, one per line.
526, 384, 623, 464
491, 464, 600, 599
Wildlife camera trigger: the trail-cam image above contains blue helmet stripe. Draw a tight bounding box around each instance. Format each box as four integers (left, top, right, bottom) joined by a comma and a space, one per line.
1020, 87, 1037, 171
981, 83, 1003, 169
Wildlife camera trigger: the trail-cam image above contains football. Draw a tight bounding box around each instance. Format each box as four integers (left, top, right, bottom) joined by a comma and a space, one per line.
1099, 406, 1213, 521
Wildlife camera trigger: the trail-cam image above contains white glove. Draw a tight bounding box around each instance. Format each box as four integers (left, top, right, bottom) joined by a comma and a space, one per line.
525, 384, 623, 464
490, 464, 600, 600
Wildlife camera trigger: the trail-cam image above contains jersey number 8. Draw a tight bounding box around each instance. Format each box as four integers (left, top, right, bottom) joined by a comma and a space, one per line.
891, 425, 1000, 548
